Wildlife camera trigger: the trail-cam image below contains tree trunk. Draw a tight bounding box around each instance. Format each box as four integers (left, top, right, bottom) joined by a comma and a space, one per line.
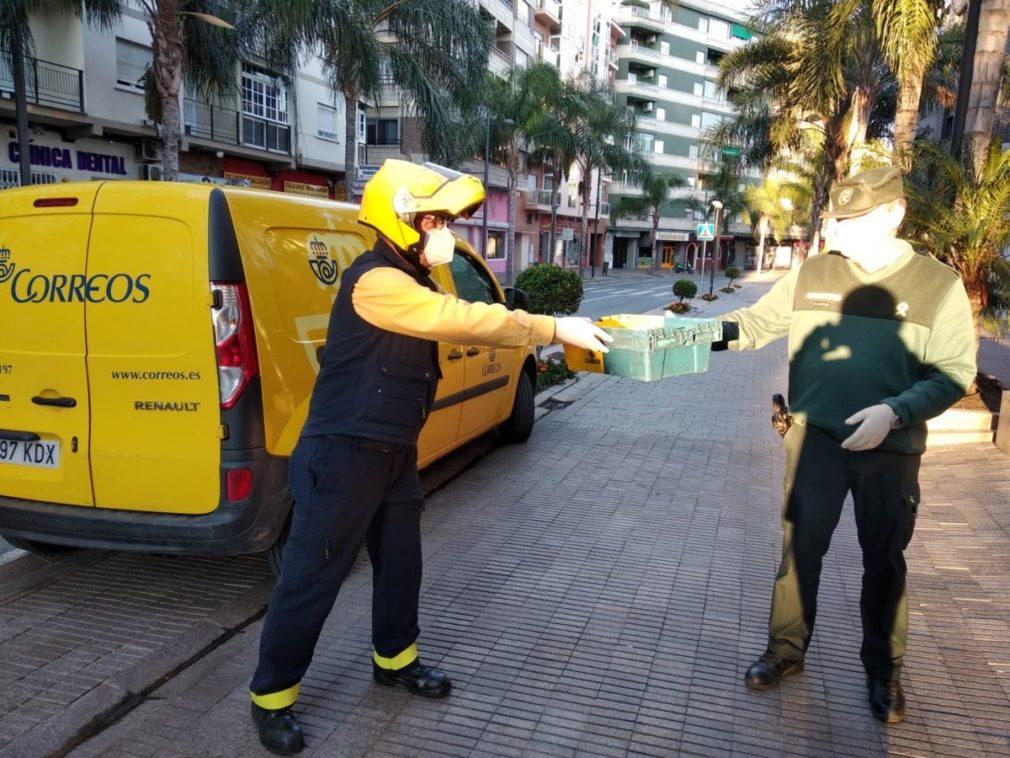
11, 36, 32, 187
756, 214, 766, 274
651, 206, 661, 274
966, 1, 1010, 175
844, 86, 872, 173
506, 189, 517, 285
150, 3, 185, 181
343, 86, 359, 201
893, 75, 925, 165
579, 164, 591, 278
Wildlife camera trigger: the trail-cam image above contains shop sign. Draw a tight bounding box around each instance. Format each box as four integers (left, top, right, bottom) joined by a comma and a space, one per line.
224, 172, 272, 190
656, 231, 690, 242
284, 180, 328, 198
7, 142, 128, 176
615, 231, 641, 238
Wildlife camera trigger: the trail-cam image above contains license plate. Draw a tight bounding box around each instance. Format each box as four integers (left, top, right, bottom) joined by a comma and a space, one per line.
0, 438, 61, 469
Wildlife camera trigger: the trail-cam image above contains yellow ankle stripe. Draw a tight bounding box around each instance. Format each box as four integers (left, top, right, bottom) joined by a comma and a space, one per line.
373, 643, 418, 671
250, 684, 300, 710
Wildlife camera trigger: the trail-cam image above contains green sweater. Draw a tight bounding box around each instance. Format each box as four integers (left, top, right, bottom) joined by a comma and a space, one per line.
726, 242, 976, 454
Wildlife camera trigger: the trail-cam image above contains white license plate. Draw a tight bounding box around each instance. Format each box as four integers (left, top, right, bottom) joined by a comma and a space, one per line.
0, 438, 61, 469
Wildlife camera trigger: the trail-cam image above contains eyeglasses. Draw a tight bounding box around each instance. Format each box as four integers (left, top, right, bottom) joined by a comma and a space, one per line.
419, 214, 450, 229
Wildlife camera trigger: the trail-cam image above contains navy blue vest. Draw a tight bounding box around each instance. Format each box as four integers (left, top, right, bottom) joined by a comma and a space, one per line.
299, 241, 440, 445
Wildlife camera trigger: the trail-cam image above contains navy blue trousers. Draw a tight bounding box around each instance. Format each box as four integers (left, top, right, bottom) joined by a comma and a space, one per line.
251, 434, 424, 701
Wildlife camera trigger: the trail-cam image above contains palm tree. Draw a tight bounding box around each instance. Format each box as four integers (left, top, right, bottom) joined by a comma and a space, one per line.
719, 1, 893, 250
477, 63, 561, 283
904, 139, 1010, 351
136, 1, 244, 181
745, 173, 812, 269
1, 0, 123, 185
964, 0, 1010, 174
315, 0, 491, 200
524, 66, 579, 265
568, 76, 640, 276
870, 0, 943, 160
610, 167, 687, 273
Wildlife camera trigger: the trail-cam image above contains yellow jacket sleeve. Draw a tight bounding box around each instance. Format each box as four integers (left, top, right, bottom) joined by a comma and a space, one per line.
351, 266, 557, 347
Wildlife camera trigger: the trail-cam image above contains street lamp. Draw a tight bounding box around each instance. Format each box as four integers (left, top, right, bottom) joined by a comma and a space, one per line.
709, 199, 723, 296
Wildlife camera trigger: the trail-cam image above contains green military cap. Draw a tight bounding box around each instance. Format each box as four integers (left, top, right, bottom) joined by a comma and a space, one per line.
823, 166, 904, 219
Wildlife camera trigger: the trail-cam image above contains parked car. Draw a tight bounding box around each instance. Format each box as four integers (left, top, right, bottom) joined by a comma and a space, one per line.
0, 181, 537, 568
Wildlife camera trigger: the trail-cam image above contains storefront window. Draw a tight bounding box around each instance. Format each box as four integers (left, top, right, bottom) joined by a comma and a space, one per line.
486, 231, 505, 260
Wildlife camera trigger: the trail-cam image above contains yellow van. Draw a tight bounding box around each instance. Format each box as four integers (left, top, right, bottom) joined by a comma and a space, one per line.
0, 181, 538, 566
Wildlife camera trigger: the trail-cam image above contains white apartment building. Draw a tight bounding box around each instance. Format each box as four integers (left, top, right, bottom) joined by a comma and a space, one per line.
609, 0, 758, 274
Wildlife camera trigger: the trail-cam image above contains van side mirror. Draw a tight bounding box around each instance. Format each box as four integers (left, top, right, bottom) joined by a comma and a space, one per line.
503, 287, 531, 312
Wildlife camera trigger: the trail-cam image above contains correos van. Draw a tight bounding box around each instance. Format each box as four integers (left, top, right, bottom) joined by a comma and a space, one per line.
0, 181, 537, 567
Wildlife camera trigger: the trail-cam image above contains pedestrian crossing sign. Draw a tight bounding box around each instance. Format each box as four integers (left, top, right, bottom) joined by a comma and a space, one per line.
696, 223, 715, 241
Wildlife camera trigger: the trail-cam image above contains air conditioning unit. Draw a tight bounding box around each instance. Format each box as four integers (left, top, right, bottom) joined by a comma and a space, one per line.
141, 164, 165, 181
136, 139, 162, 162
642, 102, 654, 113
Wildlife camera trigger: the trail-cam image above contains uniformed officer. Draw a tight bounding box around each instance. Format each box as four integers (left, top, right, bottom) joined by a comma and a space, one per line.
249, 159, 612, 755
713, 167, 976, 724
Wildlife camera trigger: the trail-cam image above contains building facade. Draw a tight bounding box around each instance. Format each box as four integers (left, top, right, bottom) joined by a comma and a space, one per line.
609, 0, 757, 274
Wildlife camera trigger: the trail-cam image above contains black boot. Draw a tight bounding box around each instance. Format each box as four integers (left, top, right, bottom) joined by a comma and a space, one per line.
251, 702, 305, 755
868, 679, 906, 724
744, 650, 805, 690
373, 659, 452, 698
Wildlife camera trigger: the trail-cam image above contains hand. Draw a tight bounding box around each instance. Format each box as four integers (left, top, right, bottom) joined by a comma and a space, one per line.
841, 404, 894, 451
554, 317, 613, 353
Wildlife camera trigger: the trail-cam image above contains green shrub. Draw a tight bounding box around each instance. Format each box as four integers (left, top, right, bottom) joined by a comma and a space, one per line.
672, 279, 697, 302
725, 266, 741, 286
514, 264, 584, 315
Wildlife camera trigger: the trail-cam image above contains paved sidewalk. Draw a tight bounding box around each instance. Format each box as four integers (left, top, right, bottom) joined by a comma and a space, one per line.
62, 276, 1010, 757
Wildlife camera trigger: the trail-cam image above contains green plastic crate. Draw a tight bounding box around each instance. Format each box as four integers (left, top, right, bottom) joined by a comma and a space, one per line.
565, 313, 722, 382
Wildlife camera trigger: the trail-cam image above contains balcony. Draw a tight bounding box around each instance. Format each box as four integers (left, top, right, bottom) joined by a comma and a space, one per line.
538, 44, 560, 68
184, 98, 290, 155
535, 0, 561, 32
617, 6, 665, 34
523, 188, 557, 209
0, 52, 83, 113
489, 46, 511, 78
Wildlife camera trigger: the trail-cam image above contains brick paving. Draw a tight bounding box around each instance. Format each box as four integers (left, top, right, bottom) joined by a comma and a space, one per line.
58, 273, 1010, 757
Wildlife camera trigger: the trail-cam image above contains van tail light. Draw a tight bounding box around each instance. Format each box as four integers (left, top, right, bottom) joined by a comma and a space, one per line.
225, 468, 254, 501
211, 283, 259, 409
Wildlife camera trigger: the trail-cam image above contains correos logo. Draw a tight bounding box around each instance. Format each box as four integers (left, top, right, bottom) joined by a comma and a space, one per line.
0, 246, 151, 304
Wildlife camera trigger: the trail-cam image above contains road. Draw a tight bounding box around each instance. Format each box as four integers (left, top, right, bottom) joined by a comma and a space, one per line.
576, 271, 718, 320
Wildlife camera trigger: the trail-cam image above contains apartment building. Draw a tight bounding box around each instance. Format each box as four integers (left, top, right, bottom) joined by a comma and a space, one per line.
609, 0, 758, 274
1, 3, 346, 197
1, 0, 627, 282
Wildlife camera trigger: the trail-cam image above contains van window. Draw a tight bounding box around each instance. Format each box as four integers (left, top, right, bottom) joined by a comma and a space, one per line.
450, 253, 498, 305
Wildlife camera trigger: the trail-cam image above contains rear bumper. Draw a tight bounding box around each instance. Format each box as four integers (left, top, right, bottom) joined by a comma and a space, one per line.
0, 449, 290, 556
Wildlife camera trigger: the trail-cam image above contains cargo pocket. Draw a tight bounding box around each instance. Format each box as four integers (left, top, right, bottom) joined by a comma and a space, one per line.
364, 359, 432, 429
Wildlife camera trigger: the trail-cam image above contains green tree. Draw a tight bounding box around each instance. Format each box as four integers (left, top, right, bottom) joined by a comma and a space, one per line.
524, 71, 583, 266
315, 0, 491, 200
569, 77, 640, 276
672, 279, 697, 302
476, 63, 562, 283
514, 264, 583, 316
904, 139, 1010, 351
610, 167, 687, 273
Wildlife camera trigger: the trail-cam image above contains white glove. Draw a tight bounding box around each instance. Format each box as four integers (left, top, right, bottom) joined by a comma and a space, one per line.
841, 404, 895, 451
554, 317, 614, 353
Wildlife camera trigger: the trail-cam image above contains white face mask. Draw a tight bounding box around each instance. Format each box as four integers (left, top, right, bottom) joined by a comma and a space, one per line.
423, 227, 456, 266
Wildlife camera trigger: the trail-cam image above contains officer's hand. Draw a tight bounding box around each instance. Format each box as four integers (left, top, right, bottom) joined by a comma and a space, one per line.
554, 317, 613, 353
841, 404, 894, 451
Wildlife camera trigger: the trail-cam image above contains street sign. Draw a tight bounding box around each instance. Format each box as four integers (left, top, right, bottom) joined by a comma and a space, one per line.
697, 223, 715, 241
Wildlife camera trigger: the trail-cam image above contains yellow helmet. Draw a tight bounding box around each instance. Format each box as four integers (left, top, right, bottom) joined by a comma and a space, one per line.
358, 160, 486, 251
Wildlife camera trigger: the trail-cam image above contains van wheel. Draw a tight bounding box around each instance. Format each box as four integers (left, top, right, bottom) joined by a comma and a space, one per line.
2, 534, 77, 556
498, 371, 535, 443
265, 517, 290, 578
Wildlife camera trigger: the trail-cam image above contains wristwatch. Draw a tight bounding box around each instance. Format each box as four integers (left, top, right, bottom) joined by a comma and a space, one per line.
889, 410, 902, 430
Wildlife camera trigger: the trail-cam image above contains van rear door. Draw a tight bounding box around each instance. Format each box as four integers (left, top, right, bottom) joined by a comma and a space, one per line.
86, 182, 221, 514
0, 185, 99, 506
